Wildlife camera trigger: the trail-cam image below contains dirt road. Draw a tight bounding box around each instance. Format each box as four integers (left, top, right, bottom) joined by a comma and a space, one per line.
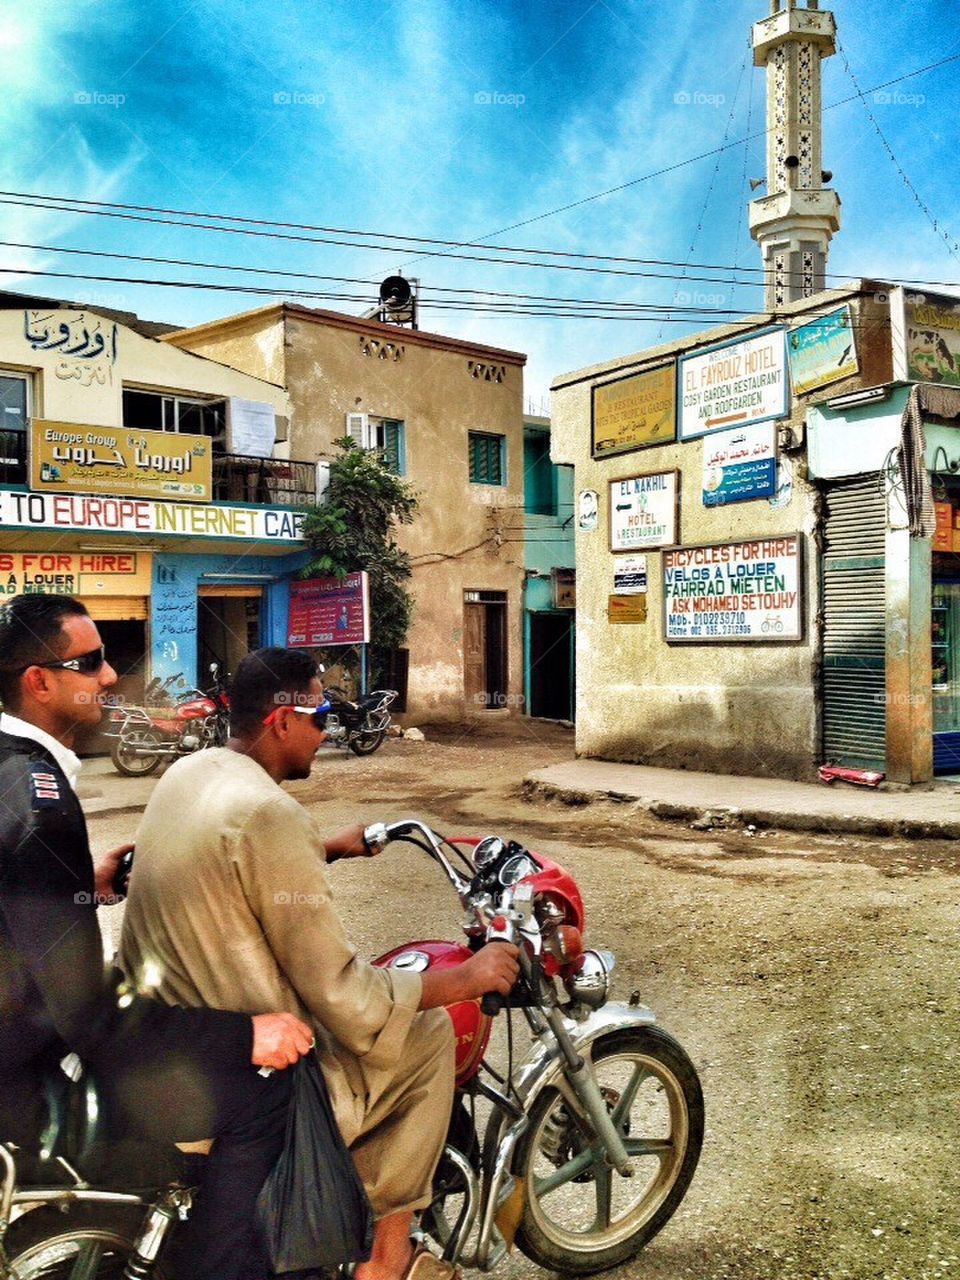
91, 723, 959, 1279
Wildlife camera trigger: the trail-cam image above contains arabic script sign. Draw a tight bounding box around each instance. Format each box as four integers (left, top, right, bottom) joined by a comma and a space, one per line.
609, 470, 679, 552
702, 423, 777, 507
663, 536, 802, 643
904, 292, 960, 388
24, 310, 118, 388
0, 488, 304, 542
287, 573, 370, 646
592, 364, 676, 458
30, 420, 212, 502
787, 304, 859, 396
679, 327, 788, 440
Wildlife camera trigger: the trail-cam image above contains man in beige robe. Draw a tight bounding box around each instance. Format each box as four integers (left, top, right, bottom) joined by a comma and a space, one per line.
120, 647, 518, 1280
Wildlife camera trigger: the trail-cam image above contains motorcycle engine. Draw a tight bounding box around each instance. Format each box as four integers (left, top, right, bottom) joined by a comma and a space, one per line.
324, 714, 348, 743
181, 733, 202, 751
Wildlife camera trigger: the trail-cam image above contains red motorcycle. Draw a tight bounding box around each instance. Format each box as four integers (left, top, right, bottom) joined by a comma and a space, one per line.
106, 663, 230, 777
0, 820, 703, 1278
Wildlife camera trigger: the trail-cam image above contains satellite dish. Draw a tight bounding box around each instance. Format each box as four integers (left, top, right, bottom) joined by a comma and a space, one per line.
379, 275, 413, 312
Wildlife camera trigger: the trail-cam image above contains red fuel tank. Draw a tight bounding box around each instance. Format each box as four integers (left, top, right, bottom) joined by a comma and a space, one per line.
175, 697, 217, 720
374, 940, 492, 1086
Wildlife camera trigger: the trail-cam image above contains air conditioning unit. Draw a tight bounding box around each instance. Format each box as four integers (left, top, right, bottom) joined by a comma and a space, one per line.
315, 460, 331, 500
345, 411, 374, 449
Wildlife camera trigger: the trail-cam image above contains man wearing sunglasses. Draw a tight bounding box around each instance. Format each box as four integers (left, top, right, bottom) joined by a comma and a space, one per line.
122, 647, 520, 1280
0, 594, 316, 1280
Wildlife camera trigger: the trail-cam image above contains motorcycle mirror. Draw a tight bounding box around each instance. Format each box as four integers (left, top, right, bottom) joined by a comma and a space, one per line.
209, 662, 218, 674
317, 663, 326, 674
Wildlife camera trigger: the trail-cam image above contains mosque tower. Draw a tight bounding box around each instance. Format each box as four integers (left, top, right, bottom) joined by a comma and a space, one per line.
748, 0, 841, 311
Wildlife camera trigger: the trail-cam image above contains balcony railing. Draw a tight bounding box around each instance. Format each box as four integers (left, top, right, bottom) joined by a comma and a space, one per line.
211, 454, 317, 507
0, 429, 27, 485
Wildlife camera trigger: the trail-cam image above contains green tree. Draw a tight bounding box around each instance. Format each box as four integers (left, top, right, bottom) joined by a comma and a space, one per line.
300, 438, 419, 653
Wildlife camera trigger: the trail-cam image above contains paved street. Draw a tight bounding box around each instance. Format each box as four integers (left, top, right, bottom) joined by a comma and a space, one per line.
88, 725, 959, 1280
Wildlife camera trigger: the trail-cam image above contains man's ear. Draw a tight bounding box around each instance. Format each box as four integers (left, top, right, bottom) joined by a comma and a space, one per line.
19, 665, 54, 706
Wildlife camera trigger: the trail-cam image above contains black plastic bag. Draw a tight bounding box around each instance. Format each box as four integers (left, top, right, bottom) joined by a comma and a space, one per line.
256, 1053, 374, 1275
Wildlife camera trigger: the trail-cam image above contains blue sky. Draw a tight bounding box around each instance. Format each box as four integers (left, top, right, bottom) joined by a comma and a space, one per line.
1, 0, 958, 405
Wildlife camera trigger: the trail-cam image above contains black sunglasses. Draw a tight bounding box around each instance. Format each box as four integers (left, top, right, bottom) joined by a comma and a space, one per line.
21, 645, 107, 676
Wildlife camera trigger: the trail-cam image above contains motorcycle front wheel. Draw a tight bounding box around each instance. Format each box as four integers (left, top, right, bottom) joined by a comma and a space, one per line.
509, 1026, 703, 1275
348, 727, 386, 756
2, 1202, 171, 1279
110, 730, 163, 777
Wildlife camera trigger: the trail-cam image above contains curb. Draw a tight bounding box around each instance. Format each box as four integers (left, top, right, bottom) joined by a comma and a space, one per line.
521, 779, 960, 842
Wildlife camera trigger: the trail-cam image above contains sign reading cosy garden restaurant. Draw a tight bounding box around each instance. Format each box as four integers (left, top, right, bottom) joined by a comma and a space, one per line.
662, 535, 802, 642
609, 470, 679, 552
592, 364, 676, 458
679, 327, 788, 441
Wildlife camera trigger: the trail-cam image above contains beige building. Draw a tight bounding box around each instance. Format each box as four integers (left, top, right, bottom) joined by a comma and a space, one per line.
165, 304, 527, 720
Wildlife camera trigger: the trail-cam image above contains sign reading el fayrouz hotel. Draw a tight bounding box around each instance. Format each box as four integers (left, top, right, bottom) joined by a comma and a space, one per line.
678, 327, 788, 441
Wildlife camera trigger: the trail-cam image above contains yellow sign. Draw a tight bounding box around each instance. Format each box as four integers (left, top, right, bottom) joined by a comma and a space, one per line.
607, 593, 648, 624
592, 364, 677, 458
30, 420, 212, 502
0, 551, 152, 599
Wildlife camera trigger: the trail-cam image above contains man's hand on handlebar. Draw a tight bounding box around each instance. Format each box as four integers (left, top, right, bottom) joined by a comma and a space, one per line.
324, 822, 378, 863
251, 1012, 315, 1070
419, 941, 520, 1010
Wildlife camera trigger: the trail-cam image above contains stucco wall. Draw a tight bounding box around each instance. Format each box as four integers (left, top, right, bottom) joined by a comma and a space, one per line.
551, 287, 894, 779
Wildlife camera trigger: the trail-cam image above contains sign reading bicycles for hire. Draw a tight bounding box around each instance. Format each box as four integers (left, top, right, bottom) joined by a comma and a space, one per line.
663, 536, 802, 643
678, 327, 788, 440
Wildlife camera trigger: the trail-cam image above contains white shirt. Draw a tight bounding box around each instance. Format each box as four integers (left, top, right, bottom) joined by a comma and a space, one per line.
0, 711, 82, 793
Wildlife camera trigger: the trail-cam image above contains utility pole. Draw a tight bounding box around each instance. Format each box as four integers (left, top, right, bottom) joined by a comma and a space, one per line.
748, 0, 841, 311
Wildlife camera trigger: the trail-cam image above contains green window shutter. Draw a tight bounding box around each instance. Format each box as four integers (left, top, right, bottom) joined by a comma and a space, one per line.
524, 430, 555, 515
469, 432, 503, 485
382, 420, 404, 474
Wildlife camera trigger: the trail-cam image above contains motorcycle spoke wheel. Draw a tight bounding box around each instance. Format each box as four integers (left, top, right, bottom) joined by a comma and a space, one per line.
111, 730, 162, 777
513, 1027, 703, 1274
2, 1203, 169, 1280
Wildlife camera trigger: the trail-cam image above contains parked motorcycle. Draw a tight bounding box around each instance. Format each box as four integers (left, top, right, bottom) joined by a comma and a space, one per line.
106, 663, 230, 777
322, 685, 398, 756
0, 819, 702, 1277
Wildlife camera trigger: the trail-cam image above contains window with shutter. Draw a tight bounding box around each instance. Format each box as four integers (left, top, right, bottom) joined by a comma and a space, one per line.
523, 429, 556, 515
469, 432, 505, 485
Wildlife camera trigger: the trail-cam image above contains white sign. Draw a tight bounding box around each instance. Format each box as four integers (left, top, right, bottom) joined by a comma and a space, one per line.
0, 488, 304, 543
609, 471, 678, 552
663, 536, 802, 643
578, 489, 599, 532
679, 327, 788, 440
227, 398, 277, 458
702, 422, 777, 507
613, 555, 648, 594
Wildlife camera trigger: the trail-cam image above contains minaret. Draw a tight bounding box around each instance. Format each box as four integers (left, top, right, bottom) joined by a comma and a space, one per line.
748, 0, 841, 311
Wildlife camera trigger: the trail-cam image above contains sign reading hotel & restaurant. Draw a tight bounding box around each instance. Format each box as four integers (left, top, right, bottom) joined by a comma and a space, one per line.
893, 289, 960, 388
287, 573, 370, 646
787, 304, 859, 396
0, 488, 304, 543
30, 420, 212, 502
702, 422, 777, 507
678, 327, 788, 440
662, 535, 802, 643
0, 551, 151, 599
609, 470, 679, 552
592, 363, 676, 458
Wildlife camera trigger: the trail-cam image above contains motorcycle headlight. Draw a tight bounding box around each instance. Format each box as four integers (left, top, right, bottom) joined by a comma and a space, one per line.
565, 949, 613, 1009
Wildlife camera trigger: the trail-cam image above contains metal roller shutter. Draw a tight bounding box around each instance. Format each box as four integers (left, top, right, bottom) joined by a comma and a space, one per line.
77, 596, 148, 621
821, 476, 886, 770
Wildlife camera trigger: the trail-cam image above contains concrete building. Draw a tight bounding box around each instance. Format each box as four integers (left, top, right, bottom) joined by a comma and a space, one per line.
164, 303, 527, 721
0, 290, 310, 712
520, 414, 575, 721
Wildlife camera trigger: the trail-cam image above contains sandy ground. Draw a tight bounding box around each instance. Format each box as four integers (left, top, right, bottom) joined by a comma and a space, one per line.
90, 722, 960, 1280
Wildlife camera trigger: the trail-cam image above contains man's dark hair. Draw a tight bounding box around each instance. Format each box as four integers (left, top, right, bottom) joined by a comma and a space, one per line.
0, 594, 90, 711
229, 647, 319, 738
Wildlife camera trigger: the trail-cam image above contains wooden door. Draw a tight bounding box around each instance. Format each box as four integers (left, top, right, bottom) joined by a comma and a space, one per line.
464, 602, 486, 705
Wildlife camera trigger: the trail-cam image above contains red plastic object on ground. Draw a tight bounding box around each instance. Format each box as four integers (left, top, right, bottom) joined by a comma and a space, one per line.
817, 764, 885, 787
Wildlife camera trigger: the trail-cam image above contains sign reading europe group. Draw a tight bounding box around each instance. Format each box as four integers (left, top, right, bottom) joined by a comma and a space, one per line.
288, 573, 370, 646
0, 488, 304, 542
609, 470, 679, 552
679, 327, 788, 440
663, 535, 802, 643
31, 420, 212, 502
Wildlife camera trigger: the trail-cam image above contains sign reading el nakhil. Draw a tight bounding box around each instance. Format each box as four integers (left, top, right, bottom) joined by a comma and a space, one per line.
30, 420, 213, 502
609, 470, 679, 552
592, 364, 677, 458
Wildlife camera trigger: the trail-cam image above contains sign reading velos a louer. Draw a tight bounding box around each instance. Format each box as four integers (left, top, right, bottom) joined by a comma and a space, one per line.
31, 420, 212, 502
678, 327, 788, 441
662, 535, 802, 643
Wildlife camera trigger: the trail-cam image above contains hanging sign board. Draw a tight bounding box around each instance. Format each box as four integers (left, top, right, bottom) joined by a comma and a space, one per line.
702, 422, 777, 507
678, 327, 788, 440
787, 304, 859, 396
612, 555, 648, 594
592, 363, 676, 458
609, 470, 679, 552
663, 535, 802, 643
288, 572, 370, 647
0, 551, 151, 599
892, 290, 960, 387
227, 398, 277, 458
30, 420, 211, 501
